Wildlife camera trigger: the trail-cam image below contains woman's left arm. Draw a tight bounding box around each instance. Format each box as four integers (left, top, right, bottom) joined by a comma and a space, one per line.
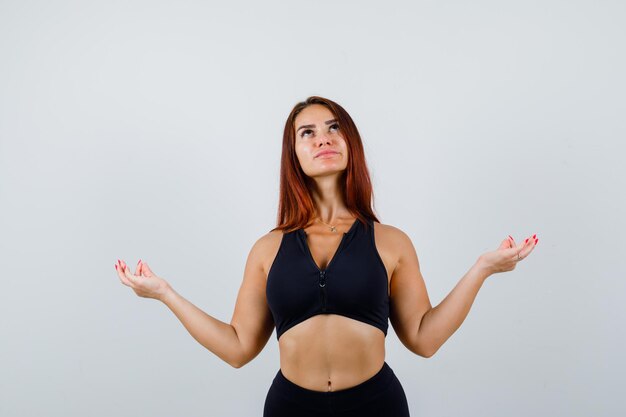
413, 261, 491, 358
390, 230, 538, 358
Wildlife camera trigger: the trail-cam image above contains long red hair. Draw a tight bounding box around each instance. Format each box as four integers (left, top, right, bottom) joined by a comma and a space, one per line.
270, 96, 381, 234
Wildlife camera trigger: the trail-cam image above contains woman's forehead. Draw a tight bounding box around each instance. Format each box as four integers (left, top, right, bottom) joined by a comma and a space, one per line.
295, 104, 334, 123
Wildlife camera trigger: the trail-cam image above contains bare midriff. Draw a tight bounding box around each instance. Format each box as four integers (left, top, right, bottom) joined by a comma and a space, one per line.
277, 315, 386, 392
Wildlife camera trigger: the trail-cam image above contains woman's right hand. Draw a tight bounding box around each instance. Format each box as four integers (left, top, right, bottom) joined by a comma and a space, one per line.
115, 259, 171, 301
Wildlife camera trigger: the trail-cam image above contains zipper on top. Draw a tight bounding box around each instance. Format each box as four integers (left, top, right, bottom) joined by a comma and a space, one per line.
301, 229, 350, 314
319, 270, 327, 311
300, 219, 358, 313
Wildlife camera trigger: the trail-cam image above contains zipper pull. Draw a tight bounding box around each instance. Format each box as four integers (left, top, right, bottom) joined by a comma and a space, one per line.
319, 270, 327, 312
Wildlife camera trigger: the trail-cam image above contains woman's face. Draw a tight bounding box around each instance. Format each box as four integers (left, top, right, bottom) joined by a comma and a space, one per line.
293, 104, 348, 178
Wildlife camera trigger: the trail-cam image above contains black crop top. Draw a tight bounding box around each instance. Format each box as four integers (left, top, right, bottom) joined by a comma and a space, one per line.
266, 218, 390, 341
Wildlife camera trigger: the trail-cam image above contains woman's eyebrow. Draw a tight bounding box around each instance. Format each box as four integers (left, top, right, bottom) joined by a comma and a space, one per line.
296, 119, 337, 133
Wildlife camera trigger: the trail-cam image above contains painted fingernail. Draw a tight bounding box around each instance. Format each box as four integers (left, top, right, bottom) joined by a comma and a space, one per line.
525, 238, 529, 244
532, 234, 536, 239
137, 259, 141, 265
508, 235, 513, 241
115, 264, 118, 270
535, 238, 538, 244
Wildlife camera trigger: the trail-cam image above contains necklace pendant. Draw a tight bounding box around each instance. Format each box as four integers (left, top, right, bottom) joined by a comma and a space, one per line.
330, 226, 336, 232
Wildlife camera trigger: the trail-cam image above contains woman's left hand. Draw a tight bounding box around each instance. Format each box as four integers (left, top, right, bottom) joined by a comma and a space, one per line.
478, 234, 538, 275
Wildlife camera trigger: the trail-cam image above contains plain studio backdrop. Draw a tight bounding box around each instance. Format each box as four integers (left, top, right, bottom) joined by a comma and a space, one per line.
0, 0, 624, 416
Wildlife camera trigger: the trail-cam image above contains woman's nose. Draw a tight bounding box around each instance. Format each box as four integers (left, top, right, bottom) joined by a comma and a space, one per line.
317, 134, 332, 144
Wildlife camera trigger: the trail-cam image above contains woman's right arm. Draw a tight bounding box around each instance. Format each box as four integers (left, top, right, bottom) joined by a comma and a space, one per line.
160, 286, 243, 368
116, 233, 276, 369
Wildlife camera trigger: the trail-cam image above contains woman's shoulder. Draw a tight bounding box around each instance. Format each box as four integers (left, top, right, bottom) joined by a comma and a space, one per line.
371, 220, 417, 278
373, 220, 410, 240
249, 228, 283, 254
249, 228, 285, 277
372, 220, 415, 256
259, 228, 284, 248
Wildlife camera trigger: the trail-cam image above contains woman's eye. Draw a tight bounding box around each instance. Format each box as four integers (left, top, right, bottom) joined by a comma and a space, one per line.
300, 124, 340, 138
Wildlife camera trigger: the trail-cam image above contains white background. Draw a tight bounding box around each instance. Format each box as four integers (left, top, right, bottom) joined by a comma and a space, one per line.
1, 0, 624, 416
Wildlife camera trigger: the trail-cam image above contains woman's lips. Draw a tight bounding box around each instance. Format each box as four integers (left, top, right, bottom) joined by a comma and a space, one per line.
316, 151, 339, 158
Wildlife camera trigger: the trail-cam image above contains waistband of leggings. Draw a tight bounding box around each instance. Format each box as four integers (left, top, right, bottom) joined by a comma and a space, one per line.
273, 361, 395, 407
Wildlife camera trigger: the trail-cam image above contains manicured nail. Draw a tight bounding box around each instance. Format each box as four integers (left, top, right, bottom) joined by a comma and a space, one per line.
535, 238, 538, 245
508, 235, 513, 241
525, 238, 529, 244
115, 264, 118, 270
137, 259, 142, 265
532, 234, 536, 239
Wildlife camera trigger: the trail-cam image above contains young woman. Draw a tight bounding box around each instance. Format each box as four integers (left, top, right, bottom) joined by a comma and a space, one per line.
115, 96, 538, 416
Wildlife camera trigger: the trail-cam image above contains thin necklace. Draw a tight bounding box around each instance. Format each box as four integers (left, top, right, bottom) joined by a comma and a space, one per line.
316, 217, 339, 232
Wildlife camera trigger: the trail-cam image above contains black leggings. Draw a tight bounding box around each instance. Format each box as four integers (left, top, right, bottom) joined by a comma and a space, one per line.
263, 361, 411, 417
